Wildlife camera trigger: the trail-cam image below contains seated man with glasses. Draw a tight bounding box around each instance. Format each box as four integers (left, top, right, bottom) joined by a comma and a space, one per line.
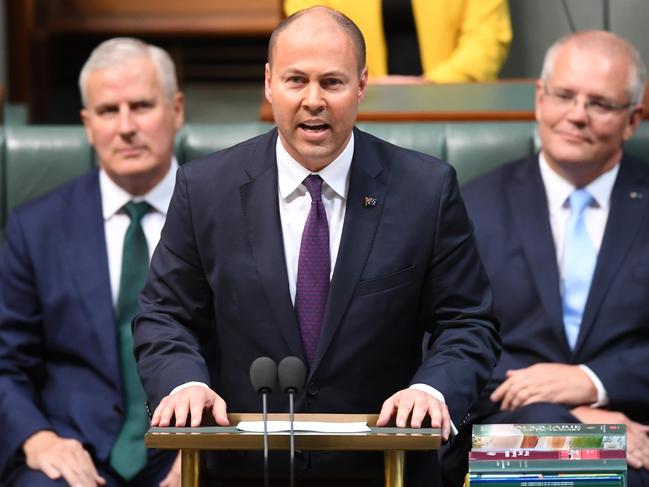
441, 31, 649, 487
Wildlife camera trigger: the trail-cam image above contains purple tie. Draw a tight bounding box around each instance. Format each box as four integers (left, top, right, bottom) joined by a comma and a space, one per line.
295, 175, 330, 365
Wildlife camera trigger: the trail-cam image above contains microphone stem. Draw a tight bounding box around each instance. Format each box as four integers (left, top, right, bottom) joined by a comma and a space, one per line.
289, 390, 295, 487
262, 391, 270, 487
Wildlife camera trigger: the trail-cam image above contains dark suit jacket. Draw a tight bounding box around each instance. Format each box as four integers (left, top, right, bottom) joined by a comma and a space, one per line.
133, 128, 500, 481
462, 154, 649, 422
0, 171, 126, 477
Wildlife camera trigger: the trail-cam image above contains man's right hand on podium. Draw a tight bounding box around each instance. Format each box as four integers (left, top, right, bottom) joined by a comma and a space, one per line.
151, 385, 230, 427
23, 430, 106, 487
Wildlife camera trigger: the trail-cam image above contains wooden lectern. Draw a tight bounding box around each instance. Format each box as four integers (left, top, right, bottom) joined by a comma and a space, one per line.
145, 413, 441, 487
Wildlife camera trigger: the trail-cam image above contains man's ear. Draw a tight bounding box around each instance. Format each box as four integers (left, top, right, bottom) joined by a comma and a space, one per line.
623, 104, 644, 141
264, 63, 273, 104
172, 91, 185, 130
358, 66, 368, 102
534, 79, 545, 124
80, 108, 94, 146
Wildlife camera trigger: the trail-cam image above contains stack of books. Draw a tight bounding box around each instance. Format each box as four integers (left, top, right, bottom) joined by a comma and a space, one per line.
467, 423, 627, 486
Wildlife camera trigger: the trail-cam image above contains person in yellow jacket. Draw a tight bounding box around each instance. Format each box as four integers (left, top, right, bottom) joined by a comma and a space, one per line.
284, 0, 512, 83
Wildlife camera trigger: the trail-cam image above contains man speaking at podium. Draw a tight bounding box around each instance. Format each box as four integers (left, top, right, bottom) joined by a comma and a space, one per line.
133, 6, 500, 485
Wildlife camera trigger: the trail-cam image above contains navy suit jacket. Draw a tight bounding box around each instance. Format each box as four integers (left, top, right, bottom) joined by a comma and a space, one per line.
133, 128, 500, 480
0, 171, 126, 476
462, 154, 649, 422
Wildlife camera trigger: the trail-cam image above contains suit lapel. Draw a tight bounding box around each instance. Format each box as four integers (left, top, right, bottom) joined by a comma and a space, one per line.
240, 130, 305, 359
62, 172, 119, 377
507, 157, 567, 348
575, 156, 649, 352
310, 130, 388, 374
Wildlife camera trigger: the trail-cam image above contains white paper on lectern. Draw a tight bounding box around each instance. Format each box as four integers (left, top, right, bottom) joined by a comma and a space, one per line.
236, 421, 370, 433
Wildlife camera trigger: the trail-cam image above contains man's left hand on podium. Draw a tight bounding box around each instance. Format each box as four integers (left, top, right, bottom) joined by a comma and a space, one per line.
376, 388, 451, 440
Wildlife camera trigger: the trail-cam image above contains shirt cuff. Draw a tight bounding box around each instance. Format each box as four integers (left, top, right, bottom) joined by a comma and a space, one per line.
409, 383, 458, 435
578, 365, 608, 407
170, 381, 210, 395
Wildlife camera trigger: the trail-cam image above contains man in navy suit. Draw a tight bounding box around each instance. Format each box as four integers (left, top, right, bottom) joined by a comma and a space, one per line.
442, 31, 649, 486
132, 6, 500, 485
0, 38, 184, 486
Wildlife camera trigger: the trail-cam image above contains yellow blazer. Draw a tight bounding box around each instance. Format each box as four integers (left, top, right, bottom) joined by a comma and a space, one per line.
284, 0, 512, 82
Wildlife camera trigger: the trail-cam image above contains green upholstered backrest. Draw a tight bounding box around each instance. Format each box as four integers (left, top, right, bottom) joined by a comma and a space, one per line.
173, 122, 540, 186
622, 123, 649, 162
356, 122, 540, 185
2, 121, 649, 242
174, 122, 273, 163
4, 126, 95, 213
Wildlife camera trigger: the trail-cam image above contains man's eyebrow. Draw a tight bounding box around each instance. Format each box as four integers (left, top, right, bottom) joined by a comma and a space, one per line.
550, 85, 617, 100
94, 98, 156, 111
130, 97, 155, 104
280, 68, 348, 78
94, 102, 118, 112
282, 67, 308, 76
321, 70, 346, 77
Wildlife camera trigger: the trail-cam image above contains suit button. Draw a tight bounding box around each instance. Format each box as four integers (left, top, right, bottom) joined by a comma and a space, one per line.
306, 382, 318, 397
113, 404, 124, 415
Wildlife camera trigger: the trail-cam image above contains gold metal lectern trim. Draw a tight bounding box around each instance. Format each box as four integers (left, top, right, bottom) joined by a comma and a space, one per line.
146, 413, 439, 487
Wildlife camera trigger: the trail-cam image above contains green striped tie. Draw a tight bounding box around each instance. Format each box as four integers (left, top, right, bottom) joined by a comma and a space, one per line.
109, 201, 150, 480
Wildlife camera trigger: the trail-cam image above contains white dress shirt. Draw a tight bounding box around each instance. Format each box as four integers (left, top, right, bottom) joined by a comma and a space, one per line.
100, 159, 178, 307
538, 152, 618, 406
276, 134, 351, 303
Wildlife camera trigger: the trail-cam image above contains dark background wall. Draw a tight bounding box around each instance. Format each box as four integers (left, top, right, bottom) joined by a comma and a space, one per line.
1, 0, 7, 90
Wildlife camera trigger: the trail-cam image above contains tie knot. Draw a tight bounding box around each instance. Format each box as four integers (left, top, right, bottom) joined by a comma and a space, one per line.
123, 201, 150, 223
568, 189, 593, 216
303, 175, 324, 202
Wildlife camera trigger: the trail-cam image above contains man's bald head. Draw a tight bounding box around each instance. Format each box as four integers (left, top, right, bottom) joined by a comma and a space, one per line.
268, 6, 366, 75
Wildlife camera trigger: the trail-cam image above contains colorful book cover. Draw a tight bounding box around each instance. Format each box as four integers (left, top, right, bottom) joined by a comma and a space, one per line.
472, 424, 626, 450
473, 424, 625, 436
468, 458, 627, 472
469, 449, 626, 461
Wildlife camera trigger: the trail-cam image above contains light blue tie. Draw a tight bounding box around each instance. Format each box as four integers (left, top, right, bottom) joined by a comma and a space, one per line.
562, 189, 597, 350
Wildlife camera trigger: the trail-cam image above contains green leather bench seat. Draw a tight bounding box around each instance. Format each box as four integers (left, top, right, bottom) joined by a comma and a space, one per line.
1, 121, 648, 242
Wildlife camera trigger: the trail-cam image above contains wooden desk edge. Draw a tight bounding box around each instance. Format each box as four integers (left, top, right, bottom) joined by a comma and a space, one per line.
145, 413, 441, 450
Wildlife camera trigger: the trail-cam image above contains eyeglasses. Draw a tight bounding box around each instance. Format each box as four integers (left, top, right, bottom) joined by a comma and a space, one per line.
543, 86, 633, 117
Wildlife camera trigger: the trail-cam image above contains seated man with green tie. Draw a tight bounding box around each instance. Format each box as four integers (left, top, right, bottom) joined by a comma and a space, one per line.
441, 31, 649, 487
0, 37, 184, 486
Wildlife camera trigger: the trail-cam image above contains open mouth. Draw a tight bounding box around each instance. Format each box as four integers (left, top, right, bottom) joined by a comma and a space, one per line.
299, 123, 330, 133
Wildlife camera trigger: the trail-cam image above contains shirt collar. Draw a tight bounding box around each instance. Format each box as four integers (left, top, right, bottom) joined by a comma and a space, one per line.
100, 157, 178, 219
276, 133, 354, 200
538, 152, 619, 214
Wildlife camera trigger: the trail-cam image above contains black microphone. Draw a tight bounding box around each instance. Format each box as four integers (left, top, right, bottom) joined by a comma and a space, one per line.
250, 356, 278, 487
277, 356, 306, 487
